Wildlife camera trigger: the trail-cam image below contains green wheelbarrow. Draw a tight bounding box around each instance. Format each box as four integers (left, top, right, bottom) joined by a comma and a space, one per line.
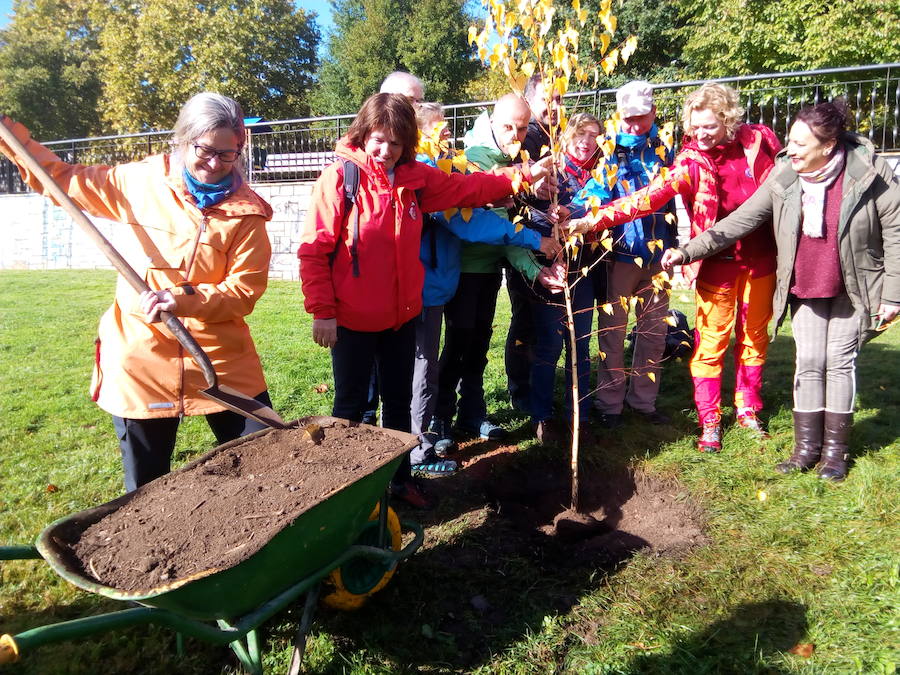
0, 417, 424, 674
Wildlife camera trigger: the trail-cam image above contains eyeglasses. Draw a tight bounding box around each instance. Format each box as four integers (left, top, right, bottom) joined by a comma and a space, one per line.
193, 144, 240, 163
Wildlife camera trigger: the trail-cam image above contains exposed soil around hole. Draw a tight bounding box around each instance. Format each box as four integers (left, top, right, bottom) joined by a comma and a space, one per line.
66, 421, 405, 592
434, 438, 708, 566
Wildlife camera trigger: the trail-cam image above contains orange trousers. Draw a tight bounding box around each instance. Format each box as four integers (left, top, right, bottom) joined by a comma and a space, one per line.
690, 270, 776, 423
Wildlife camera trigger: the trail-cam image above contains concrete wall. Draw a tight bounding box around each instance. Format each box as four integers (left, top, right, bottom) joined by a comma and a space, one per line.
2, 154, 898, 280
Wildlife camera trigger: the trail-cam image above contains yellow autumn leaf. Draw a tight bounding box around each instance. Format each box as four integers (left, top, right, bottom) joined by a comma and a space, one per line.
468, 25, 478, 45
665, 314, 677, 326
664, 211, 677, 224
521, 60, 536, 78
601, 303, 613, 315
436, 158, 453, 175
507, 140, 522, 159
539, 144, 550, 158
647, 239, 657, 253
554, 76, 568, 96
599, 32, 610, 55
647, 372, 656, 382
600, 237, 613, 251
443, 208, 458, 220
598, 349, 606, 360
621, 35, 638, 63
581, 266, 590, 277
655, 145, 667, 161
633, 256, 643, 267
460, 208, 473, 222
619, 295, 629, 310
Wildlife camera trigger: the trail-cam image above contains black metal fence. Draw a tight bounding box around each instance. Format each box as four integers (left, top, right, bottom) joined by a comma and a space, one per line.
1, 63, 898, 194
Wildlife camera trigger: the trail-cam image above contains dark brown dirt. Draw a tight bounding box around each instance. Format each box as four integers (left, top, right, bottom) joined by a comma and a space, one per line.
440, 439, 707, 565
67, 421, 406, 592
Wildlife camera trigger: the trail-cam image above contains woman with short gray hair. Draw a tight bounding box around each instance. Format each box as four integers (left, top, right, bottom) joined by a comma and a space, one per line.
0, 92, 276, 492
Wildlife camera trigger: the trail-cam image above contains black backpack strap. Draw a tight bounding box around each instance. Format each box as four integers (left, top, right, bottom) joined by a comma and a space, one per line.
342, 159, 361, 277
416, 187, 439, 270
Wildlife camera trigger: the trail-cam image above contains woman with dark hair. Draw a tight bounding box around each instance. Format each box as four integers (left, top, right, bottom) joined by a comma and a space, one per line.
0, 93, 276, 492
299, 92, 548, 506
663, 100, 900, 480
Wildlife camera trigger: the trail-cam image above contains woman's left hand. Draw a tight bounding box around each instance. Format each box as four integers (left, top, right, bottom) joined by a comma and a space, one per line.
876, 303, 900, 326
140, 290, 176, 323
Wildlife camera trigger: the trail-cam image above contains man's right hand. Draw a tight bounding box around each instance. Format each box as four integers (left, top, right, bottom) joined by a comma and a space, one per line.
539, 236, 561, 259
312, 318, 338, 348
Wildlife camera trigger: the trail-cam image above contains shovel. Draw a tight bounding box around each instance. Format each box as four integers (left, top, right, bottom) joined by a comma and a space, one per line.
0, 121, 288, 430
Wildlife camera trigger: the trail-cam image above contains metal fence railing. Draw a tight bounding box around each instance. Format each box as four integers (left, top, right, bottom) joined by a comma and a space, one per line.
1, 63, 898, 194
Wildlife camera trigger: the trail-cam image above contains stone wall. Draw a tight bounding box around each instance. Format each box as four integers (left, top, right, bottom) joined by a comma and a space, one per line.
2, 154, 898, 280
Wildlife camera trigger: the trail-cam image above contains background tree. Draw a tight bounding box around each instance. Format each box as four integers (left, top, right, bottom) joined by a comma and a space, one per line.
678, 0, 900, 76
0, 0, 102, 140
97, 0, 319, 132
312, 0, 479, 114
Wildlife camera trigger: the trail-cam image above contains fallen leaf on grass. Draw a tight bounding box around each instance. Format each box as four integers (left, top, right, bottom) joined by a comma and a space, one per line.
756, 490, 767, 502
313, 383, 329, 394
788, 643, 815, 658
46, 484, 58, 493
628, 642, 654, 650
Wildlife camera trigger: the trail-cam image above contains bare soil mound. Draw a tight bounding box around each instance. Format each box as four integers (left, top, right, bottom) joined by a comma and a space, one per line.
66, 421, 405, 592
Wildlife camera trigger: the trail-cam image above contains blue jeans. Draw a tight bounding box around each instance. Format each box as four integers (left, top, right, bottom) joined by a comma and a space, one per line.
530, 278, 593, 423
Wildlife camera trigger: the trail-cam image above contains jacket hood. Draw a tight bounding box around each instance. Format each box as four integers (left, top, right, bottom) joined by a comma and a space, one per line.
164, 153, 272, 220
463, 111, 510, 163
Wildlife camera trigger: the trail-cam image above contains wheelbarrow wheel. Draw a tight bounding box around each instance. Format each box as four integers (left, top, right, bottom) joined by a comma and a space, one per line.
322, 503, 401, 611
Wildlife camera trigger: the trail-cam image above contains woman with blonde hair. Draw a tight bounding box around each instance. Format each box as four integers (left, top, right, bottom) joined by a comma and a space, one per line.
589, 83, 782, 452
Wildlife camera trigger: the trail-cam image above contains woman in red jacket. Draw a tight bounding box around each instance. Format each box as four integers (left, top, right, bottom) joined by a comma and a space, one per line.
299, 93, 543, 505
590, 83, 781, 452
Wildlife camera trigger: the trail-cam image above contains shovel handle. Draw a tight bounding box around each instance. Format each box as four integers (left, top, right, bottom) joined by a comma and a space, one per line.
0, 119, 219, 389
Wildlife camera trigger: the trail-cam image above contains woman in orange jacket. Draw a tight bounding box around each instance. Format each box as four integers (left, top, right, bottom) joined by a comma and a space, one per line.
0, 93, 275, 492
299, 92, 547, 507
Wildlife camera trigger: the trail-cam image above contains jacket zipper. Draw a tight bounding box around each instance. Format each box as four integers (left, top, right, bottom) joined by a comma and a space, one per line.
179, 212, 207, 415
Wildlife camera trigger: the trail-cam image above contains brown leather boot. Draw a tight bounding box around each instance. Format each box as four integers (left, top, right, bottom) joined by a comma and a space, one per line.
775, 410, 824, 473
817, 411, 852, 481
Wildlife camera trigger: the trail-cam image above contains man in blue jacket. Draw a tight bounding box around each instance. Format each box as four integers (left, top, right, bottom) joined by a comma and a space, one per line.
591, 81, 676, 428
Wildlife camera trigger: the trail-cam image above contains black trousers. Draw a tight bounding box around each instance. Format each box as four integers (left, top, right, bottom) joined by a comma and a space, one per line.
330, 321, 416, 483
113, 390, 274, 493
436, 272, 502, 426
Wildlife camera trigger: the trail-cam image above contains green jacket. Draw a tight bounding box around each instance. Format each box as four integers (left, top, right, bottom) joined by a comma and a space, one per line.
461, 111, 542, 279
679, 134, 900, 343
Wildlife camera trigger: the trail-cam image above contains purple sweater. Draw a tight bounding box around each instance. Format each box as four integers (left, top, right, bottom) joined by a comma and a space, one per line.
791, 173, 845, 298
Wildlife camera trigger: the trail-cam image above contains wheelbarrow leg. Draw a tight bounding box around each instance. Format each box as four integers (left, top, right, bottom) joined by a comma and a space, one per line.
287, 583, 321, 675
217, 619, 263, 675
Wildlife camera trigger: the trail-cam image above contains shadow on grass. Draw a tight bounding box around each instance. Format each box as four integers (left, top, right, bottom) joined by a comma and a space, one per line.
626, 599, 809, 674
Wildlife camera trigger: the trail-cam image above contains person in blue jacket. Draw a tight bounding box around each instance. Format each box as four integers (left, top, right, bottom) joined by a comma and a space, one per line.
580, 81, 676, 428
410, 103, 561, 473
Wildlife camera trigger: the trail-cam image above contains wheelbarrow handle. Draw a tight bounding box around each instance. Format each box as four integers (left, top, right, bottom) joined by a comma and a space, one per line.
0, 120, 220, 390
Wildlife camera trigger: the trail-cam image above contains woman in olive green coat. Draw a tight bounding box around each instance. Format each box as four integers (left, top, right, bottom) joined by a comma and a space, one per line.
663, 102, 900, 481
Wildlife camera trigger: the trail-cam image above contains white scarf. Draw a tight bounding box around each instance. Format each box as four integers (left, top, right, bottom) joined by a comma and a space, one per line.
797, 146, 846, 238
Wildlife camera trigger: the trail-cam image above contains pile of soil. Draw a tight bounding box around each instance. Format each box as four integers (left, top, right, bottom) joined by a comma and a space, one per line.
66, 421, 406, 592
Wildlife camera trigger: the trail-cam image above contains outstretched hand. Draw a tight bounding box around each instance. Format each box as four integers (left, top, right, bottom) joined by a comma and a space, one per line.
537, 261, 566, 294
661, 248, 685, 272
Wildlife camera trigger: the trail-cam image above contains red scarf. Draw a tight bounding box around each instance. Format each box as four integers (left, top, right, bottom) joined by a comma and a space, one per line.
564, 151, 599, 185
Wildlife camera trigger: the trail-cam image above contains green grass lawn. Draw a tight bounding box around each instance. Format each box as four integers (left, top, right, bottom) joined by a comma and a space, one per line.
0, 270, 897, 674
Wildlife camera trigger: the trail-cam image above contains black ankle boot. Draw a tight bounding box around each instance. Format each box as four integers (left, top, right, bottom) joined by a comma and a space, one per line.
817, 411, 852, 481
776, 410, 824, 474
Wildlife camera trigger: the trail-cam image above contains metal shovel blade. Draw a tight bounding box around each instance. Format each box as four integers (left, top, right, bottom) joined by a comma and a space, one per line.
201, 384, 289, 429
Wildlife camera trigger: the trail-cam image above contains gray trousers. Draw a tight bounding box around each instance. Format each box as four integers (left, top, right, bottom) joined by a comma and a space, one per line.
790, 294, 860, 414
410, 305, 444, 462
595, 261, 669, 414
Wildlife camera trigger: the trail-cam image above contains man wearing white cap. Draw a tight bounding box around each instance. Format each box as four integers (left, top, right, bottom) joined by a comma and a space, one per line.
593, 80, 676, 428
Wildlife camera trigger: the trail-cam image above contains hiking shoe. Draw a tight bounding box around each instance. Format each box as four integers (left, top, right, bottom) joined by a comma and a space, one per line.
698, 416, 722, 453
429, 418, 456, 457
390, 479, 435, 510
736, 410, 769, 439
457, 419, 508, 441
412, 452, 458, 478
596, 412, 623, 430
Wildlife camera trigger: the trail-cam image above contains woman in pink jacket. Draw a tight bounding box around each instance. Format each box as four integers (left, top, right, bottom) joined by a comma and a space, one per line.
299, 93, 545, 506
